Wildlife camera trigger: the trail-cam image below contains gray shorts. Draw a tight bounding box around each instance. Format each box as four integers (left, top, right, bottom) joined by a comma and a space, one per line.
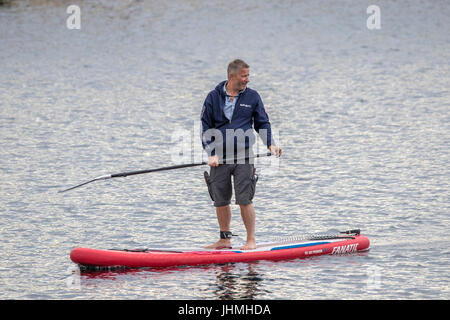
204, 164, 258, 207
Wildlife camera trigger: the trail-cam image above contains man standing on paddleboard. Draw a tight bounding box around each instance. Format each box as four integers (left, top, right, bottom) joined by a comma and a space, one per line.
201, 59, 282, 250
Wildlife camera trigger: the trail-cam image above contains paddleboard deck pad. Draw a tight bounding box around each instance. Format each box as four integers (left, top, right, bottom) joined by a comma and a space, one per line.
70, 230, 369, 270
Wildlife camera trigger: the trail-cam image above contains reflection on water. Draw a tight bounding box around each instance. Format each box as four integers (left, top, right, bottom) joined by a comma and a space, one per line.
78, 262, 267, 300
210, 263, 265, 300
74, 251, 377, 299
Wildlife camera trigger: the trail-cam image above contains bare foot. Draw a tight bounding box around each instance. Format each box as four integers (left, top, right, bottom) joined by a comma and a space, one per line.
204, 239, 232, 250
240, 239, 256, 250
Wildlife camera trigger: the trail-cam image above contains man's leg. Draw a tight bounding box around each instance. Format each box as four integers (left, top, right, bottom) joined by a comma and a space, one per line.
239, 203, 256, 250
205, 205, 232, 249
234, 163, 257, 250
204, 164, 233, 249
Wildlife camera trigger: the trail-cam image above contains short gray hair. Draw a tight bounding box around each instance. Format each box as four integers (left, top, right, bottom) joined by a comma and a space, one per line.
227, 59, 249, 76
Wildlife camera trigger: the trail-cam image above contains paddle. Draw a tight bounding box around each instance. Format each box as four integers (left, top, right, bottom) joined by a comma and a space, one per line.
59, 152, 273, 193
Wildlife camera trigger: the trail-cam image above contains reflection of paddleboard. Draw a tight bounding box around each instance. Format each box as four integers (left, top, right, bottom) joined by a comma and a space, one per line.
70, 230, 369, 270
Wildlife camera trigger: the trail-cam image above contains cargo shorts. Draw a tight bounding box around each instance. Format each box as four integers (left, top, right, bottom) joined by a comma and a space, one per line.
204, 164, 258, 207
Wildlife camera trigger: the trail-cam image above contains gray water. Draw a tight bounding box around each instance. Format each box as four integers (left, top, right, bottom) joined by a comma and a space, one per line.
0, 0, 449, 300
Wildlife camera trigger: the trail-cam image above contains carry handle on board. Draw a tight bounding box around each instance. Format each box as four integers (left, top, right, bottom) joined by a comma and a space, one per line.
340, 229, 360, 235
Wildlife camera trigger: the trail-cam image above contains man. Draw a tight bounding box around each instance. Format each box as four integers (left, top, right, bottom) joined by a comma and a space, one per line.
201, 59, 282, 250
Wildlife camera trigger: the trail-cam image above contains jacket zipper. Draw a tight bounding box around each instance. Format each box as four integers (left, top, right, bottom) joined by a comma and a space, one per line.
229, 94, 242, 124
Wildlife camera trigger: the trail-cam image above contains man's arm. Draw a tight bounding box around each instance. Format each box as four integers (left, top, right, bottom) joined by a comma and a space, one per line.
201, 94, 220, 166
253, 94, 282, 157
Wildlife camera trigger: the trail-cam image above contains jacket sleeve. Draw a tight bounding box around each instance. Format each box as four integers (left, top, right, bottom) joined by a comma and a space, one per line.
200, 93, 216, 156
253, 93, 274, 148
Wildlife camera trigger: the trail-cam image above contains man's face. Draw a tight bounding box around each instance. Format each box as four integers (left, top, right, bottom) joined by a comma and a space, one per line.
230, 68, 250, 91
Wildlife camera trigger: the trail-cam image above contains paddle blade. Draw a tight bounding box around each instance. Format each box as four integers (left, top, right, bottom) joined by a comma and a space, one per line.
58, 175, 111, 193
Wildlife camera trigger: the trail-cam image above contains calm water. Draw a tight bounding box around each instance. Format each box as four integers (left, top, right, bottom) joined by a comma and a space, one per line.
0, 0, 449, 300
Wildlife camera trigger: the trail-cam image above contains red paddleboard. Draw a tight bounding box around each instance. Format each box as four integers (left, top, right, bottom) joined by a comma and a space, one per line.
70, 230, 369, 269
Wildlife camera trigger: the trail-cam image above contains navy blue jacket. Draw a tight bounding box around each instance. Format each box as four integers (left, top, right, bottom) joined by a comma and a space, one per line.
201, 80, 274, 158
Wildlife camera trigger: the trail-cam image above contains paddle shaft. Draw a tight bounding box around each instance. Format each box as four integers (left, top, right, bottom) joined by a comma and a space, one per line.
59, 152, 273, 193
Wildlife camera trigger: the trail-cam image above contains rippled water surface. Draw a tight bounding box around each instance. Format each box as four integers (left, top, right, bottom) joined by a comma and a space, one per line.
0, 0, 449, 299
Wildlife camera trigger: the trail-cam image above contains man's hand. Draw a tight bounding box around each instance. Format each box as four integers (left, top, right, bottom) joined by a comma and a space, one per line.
269, 145, 282, 158
208, 155, 219, 167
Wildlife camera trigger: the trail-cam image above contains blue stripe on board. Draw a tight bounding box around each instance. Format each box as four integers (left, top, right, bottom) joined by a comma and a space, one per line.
270, 241, 330, 251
